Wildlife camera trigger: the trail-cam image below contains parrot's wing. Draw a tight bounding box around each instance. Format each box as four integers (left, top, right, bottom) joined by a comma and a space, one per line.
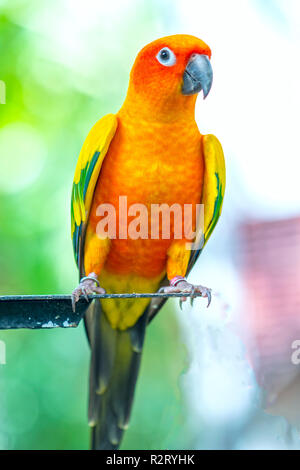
71, 114, 118, 270
186, 134, 226, 274
148, 134, 225, 324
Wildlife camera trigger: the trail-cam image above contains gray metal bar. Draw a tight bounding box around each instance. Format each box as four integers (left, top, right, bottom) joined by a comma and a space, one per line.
0, 293, 201, 330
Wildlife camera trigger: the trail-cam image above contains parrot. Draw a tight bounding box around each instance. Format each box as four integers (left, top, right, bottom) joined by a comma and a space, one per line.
70, 34, 225, 450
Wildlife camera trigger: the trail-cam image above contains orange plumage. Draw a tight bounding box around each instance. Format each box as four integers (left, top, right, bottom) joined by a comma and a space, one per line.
87, 109, 204, 277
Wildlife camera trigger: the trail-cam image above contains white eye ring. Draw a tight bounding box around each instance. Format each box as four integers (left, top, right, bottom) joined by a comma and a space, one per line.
156, 47, 177, 67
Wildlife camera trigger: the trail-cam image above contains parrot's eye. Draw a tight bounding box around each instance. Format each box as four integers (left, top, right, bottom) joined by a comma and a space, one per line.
156, 47, 176, 67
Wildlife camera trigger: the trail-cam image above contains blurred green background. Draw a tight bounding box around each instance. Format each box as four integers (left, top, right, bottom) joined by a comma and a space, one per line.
0, 0, 192, 450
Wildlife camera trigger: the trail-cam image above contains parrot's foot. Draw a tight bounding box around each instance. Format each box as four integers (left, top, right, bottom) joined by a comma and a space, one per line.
71, 272, 106, 312
160, 276, 212, 309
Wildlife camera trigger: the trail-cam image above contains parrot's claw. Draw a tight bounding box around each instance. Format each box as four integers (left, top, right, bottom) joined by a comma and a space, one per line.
160, 281, 212, 308
190, 285, 196, 307
71, 274, 106, 312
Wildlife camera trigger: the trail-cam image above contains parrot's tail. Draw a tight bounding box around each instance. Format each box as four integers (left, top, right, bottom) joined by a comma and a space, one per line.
85, 299, 148, 450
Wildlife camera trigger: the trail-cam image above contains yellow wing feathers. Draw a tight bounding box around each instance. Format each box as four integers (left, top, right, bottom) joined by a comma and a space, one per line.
201, 134, 226, 243
71, 114, 118, 268
186, 134, 226, 274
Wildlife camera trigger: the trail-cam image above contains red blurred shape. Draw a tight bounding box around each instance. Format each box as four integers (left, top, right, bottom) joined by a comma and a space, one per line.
239, 217, 300, 424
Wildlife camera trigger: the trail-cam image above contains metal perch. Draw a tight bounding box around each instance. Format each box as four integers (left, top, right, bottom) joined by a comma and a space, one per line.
0, 293, 203, 330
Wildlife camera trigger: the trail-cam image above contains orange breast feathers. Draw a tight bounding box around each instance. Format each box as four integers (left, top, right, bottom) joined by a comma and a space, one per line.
86, 113, 204, 279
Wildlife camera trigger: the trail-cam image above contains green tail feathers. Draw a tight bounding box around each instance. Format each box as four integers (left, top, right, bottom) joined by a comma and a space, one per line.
85, 299, 148, 450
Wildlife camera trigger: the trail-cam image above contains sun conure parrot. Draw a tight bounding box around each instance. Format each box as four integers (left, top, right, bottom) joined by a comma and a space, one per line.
70, 34, 225, 450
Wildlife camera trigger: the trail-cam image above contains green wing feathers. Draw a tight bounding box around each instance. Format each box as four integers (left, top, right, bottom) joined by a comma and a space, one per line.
187, 134, 226, 273
71, 114, 118, 268
201, 134, 226, 245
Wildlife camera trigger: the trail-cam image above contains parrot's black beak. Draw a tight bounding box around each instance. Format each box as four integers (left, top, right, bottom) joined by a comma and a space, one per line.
182, 54, 213, 99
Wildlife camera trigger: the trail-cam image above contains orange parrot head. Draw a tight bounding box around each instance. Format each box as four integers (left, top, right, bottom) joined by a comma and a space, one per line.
122, 34, 213, 120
